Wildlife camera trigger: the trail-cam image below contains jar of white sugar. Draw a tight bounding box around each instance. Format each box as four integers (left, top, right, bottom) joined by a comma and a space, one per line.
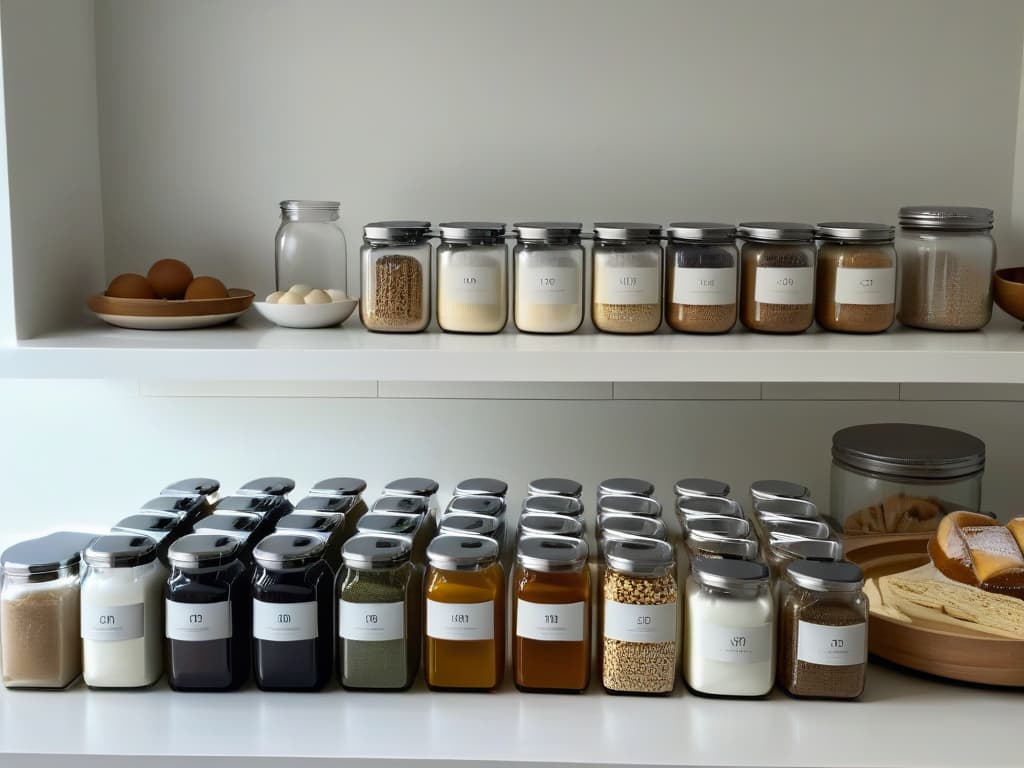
512, 222, 585, 334
437, 222, 509, 334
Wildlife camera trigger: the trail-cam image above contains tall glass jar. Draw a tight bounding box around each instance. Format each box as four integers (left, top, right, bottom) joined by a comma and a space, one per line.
360, 221, 432, 333
512, 221, 585, 334
738, 222, 816, 333
665, 222, 738, 334
275, 200, 348, 294
897, 206, 996, 330
592, 222, 663, 334
815, 222, 897, 333
437, 222, 509, 334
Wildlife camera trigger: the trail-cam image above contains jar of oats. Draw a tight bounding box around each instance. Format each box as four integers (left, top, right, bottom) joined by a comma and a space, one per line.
600, 538, 677, 695
738, 222, 816, 333
591, 222, 663, 334
360, 221, 432, 333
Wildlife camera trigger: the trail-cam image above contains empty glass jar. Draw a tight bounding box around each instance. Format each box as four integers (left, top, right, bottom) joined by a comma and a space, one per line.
592, 222, 663, 334
275, 200, 348, 294
437, 222, 509, 334
738, 222, 816, 333
665, 222, 738, 334
512, 222, 585, 334
815, 222, 897, 333
360, 221, 432, 333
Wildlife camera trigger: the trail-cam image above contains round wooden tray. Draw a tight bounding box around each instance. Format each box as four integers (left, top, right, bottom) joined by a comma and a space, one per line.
846, 535, 1024, 687
88, 289, 254, 329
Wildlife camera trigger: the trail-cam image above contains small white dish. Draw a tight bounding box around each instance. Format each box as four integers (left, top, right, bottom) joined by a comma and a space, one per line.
253, 298, 358, 329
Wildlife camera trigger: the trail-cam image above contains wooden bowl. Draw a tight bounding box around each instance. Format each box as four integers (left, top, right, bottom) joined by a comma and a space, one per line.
994, 267, 1024, 322
87, 288, 254, 330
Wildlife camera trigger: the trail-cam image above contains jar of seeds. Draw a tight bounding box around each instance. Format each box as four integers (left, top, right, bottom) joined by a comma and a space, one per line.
592, 222, 663, 334
815, 222, 896, 333
360, 221, 432, 333
738, 222, 816, 333
600, 538, 677, 695
664, 222, 738, 334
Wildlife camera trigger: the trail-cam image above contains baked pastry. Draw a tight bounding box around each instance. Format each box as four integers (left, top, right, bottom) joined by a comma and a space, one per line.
1009, 517, 1024, 555
929, 511, 1024, 598
844, 494, 944, 534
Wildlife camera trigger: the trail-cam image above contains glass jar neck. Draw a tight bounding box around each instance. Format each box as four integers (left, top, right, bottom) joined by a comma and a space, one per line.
284, 210, 339, 223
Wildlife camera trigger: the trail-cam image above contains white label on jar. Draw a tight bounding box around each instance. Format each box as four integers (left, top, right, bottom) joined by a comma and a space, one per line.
603, 600, 676, 644
426, 599, 494, 641
796, 621, 867, 666
834, 266, 896, 305
595, 266, 660, 305
520, 266, 581, 306
165, 599, 231, 641
697, 622, 771, 664
338, 600, 404, 642
444, 265, 499, 305
81, 602, 145, 642
516, 599, 585, 642
754, 266, 814, 305
252, 599, 318, 641
671, 266, 736, 306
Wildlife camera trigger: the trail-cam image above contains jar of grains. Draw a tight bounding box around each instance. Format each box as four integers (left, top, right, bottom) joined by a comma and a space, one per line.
600, 538, 678, 695
360, 221, 432, 333
437, 222, 509, 334
738, 222, 816, 333
591, 222, 663, 334
897, 206, 996, 330
275, 200, 348, 296
664, 222, 738, 334
512, 222, 585, 334
815, 222, 897, 333
779, 560, 868, 699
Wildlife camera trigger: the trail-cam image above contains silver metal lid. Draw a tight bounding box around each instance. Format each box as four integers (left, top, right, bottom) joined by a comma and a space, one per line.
593, 222, 662, 241
112, 513, 179, 541
438, 513, 501, 539
898, 206, 994, 231
737, 222, 815, 242
167, 534, 240, 570
252, 534, 325, 570
383, 477, 439, 497
604, 538, 675, 577
597, 477, 655, 498
363, 221, 431, 242
309, 477, 367, 497
139, 495, 206, 518
237, 477, 295, 497
453, 477, 508, 497
281, 200, 339, 213
513, 221, 583, 242
357, 512, 422, 537
342, 534, 411, 570
684, 515, 751, 539
446, 495, 504, 517
527, 477, 582, 498
759, 514, 832, 540
427, 534, 499, 571
438, 221, 506, 241
275, 512, 343, 535
755, 497, 821, 521
687, 533, 761, 561
217, 495, 288, 518
1, 532, 96, 577
750, 480, 810, 502
160, 478, 220, 498
816, 221, 895, 242
832, 423, 985, 480
194, 514, 261, 538
516, 535, 588, 572
295, 495, 353, 515
677, 495, 745, 519
84, 534, 158, 568
692, 558, 769, 591
522, 495, 584, 517
598, 513, 668, 542
666, 222, 736, 242
786, 560, 863, 592
372, 496, 429, 516
770, 537, 844, 563
674, 478, 731, 498
598, 494, 662, 518
519, 512, 584, 538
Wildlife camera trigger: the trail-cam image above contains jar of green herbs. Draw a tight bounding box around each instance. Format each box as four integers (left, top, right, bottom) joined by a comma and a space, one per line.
336, 534, 419, 690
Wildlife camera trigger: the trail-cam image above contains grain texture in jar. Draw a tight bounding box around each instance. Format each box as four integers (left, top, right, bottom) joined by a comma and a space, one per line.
591, 223, 663, 334
815, 222, 896, 333
664, 223, 738, 334
738, 222, 816, 333
360, 221, 432, 333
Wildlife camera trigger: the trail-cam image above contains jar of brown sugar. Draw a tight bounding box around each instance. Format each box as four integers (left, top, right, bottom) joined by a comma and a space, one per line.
815, 222, 896, 333
738, 222, 816, 333
591, 223, 663, 334
360, 221, 432, 333
664, 222, 738, 334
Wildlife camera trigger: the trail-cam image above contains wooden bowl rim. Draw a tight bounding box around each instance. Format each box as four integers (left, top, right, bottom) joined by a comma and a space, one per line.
88, 288, 254, 317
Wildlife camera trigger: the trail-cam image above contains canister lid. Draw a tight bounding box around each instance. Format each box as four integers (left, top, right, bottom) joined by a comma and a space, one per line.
357, 512, 421, 537
737, 222, 815, 242
193, 513, 261, 537
217, 495, 286, 517
593, 222, 662, 241
692, 558, 769, 590
674, 478, 731, 498
598, 494, 662, 518
309, 477, 367, 497
372, 495, 429, 516
677, 495, 745, 519
112, 514, 179, 540
281, 200, 339, 214
512, 221, 583, 241
517, 535, 588, 572
453, 477, 509, 497
438, 513, 501, 538
519, 512, 584, 538
598, 477, 655, 498
898, 206, 994, 231
666, 222, 737, 242
770, 537, 844, 563
447, 495, 504, 517
237, 477, 295, 497
84, 534, 158, 568
342, 534, 411, 569
167, 534, 239, 570
139, 495, 206, 517
786, 559, 863, 592
760, 514, 832, 540
426, 534, 499, 571
160, 478, 220, 498
755, 497, 821, 521
604, 538, 675, 577
687, 533, 761, 561
295, 495, 353, 515
750, 480, 810, 502
252, 534, 325, 570
831, 423, 985, 480
438, 221, 506, 241
522, 494, 583, 517
383, 477, 439, 497
684, 515, 751, 539
816, 221, 895, 242
527, 477, 583, 498
275, 512, 343, 535
598, 513, 668, 542
1, 531, 97, 577
363, 221, 431, 241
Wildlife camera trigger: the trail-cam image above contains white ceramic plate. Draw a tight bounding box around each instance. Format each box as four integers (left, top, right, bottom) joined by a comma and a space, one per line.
253, 298, 358, 329
95, 310, 249, 330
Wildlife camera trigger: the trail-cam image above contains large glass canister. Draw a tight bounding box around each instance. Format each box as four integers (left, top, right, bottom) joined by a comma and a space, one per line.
359, 221, 432, 333
437, 222, 509, 334
512, 221, 585, 334
591, 222, 663, 334
275, 200, 348, 295
897, 206, 996, 331
815, 222, 897, 333
664, 222, 738, 334
738, 222, 816, 333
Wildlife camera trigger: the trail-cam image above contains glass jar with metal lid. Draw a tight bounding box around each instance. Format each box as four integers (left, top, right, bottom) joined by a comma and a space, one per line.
523, 495, 584, 519
665, 222, 738, 334
831, 422, 985, 538
513, 535, 591, 692
337, 534, 418, 691
597, 514, 669, 545
738, 222, 816, 333
815, 222, 896, 334
165, 534, 250, 692
674, 478, 731, 499
592, 222, 663, 334
275, 200, 348, 295
437, 221, 508, 334
757, 514, 832, 542
750, 479, 810, 504
112, 513, 189, 566
382, 476, 441, 519
677, 495, 745, 522
598, 494, 662, 519
308, 476, 368, 531
193, 513, 271, 561
438, 512, 502, 543
527, 476, 583, 499
1, 532, 96, 688
512, 221, 585, 334
446, 495, 507, 553
360, 220, 432, 332
779, 560, 867, 699
765, 537, 844, 582
139, 494, 211, 527
251, 534, 334, 691
597, 477, 655, 500
519, 512, 585, 540
424, 534, 505, 690
684, 558, 774, 697
216, 495, 292, 524
685, 532, 761, 562
453, 476, 508, 503
274, 513, 347, 573
80, 535, 164, 688
897, 206, 996, 331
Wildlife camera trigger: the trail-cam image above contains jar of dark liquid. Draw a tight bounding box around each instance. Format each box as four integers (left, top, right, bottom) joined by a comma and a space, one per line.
251, 534, 334, 691
165, 534, 250, 692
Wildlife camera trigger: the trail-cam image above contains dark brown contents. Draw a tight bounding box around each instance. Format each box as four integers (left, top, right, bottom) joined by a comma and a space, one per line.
740, 245, 814, 333
667, 303, 736, 334
816, 245, 895, 333
779, 594, 866, 699
367, 256, 424, 330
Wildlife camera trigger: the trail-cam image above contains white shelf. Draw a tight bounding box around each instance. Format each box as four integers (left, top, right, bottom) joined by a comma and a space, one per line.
0, 664, 1017, 767
2, 315, 1023, 383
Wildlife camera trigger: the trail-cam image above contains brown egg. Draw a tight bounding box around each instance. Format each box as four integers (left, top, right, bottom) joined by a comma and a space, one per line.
147, 259, 194, 299
106, 273, 159, 299
184, 276, 229, 300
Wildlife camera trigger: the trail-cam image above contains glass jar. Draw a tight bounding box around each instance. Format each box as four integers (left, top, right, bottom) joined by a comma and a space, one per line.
682, 514, 752, 541
685, 532, 761, 562
424, 534, 504, 690
275, 200, 347, 294
779, 560, 868, 699
80, 535, 164, 688
674, 478, 731, 499
684, 558, 774, 697
738, 222, 816, 333
193, 513, 271, 561
337, 534, 418, 691
251, 534, 334, 691
831, 423, 985, 537
382, 476, 441, 520
815, 222, 896, 334
765, 537, 844, 583
1, 532, 95, 688
513, 536, 591, 692
112, 513, 189, 566
897, 206, 996, 331
360, 221, 432, 333
597, 495, 662, 519
597, 477, 655, 501
592, 222, 663, 334
600, 538, 677, 695
439, 512, 501, 542
437, 222, 509, 334
165, 534, 250, 692
274, 513, 347, 573
518, 512, 585, 539
512, 221, 585, 334
665, 222, 738, 334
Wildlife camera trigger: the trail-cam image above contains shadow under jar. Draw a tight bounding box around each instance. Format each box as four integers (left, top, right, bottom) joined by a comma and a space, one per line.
664, 222, 738, 334
512, 222, 585, 334
437, 222, 509, 334
360, 221, 432, 333
815, 222, 897, 334
738, 222, 816, 333
591, 222, 663, 334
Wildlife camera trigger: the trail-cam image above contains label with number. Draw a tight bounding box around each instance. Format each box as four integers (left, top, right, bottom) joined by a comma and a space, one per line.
521, 266, 581, 306
671, 266, 736, 306
595, 266, 660, 305
444, 265, 500, 305
165, 599, 231, 641
603, 600, 676, 644
252, 599, 318, 641
754, 266, 814, 305
695, 621, 771, 664
834, 266, 896, 305
516, 599, 585, 642
338, 600, 404, 642
81, 601, 145, 642
426, 599, 494, 641
796, 621, 867, 666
